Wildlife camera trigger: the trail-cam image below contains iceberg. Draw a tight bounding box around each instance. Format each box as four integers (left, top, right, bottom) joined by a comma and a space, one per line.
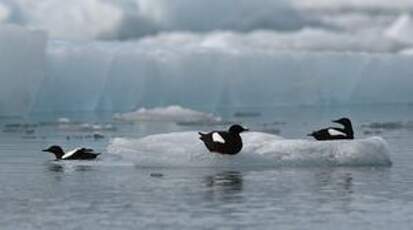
0, 25, 47, 116
113, 105, 222, 123
2, 25, 413, 115
38, 36, 413, 112
107, 132, 392, 168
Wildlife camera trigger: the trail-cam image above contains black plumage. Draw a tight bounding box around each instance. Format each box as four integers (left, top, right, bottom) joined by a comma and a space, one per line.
42, 145, 100, 160
199, 124, 248, 155
308, 117, 354, 141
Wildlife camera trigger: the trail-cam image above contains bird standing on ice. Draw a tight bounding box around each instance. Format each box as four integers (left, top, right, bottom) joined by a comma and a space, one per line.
199, 124, 249, 155
42, 145, 101, 160
308, 117, 354, 141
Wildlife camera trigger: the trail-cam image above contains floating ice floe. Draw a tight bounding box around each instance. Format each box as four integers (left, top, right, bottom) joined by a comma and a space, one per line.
51, 121, 117, 132
79, 123, 117, 132
57, 117, 71, 124
113, 105, 223, 124
108, 131, 392, 168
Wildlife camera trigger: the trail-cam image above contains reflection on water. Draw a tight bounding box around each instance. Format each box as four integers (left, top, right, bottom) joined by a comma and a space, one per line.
47, 163, 64, 173
47, 162, 95, 173
316, 169, 354, 195
205, 171, 243, 192
204, 171, 244, 203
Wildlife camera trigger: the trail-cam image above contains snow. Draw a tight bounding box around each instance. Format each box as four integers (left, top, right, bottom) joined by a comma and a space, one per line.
107, 131, 392, 168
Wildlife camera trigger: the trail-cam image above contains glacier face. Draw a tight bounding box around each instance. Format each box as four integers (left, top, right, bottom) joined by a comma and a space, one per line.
35, 37, 413, 114
0, 25, 47, 116
2, 25, 413, 115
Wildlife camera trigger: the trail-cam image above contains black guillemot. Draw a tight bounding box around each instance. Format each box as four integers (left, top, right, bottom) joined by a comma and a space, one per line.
308, 117, 354, 141
42, 145, 101, 160
199, 124, 248, 155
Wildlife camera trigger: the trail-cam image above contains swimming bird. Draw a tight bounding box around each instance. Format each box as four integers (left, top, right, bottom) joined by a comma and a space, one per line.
42, 145, 100, 160
308, 117, 354, 141
199, 124, 248, 155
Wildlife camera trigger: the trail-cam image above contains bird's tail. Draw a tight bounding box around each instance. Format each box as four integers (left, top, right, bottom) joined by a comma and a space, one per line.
307, 133, 314, 137
198, 132, 206, 140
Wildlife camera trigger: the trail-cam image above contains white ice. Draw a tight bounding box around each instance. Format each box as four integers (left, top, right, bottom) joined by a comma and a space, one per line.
107, 132, 392, 168
2, 28, 413, 114
3, 14, 413, 115
114, 105, 222, 123
38, 36, 413, 112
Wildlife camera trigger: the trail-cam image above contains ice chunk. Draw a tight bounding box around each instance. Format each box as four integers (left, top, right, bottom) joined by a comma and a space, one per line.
107, 131, 392, 168
0, 25, 47, 116
79, 123, 116, 132
57, 117, 71, 124
114, 105, 222, 123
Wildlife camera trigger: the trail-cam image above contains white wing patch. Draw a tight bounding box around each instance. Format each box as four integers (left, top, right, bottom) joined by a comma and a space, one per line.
62, 148, 80, 159
212, 132, 225, 144
328, 129, 346, 137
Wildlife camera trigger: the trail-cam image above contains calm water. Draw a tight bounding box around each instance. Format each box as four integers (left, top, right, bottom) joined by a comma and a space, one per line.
1, 105, 413, 229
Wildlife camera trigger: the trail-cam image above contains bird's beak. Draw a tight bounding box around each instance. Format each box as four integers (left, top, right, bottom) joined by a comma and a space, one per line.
244, 128, 249, 131
42, 149, 49, 152
332, 120, 339, 123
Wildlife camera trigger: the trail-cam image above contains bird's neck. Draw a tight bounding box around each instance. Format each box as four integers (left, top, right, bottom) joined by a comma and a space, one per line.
343, 124, 354, 138
52, 150, 64, 160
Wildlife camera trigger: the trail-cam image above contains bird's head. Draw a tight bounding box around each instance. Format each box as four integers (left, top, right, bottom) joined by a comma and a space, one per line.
42, 145, 64, 160
332, 117, 352, 128
229, 124, 249, 134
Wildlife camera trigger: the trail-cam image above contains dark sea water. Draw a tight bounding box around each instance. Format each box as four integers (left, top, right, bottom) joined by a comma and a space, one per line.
1, 105, 413, 229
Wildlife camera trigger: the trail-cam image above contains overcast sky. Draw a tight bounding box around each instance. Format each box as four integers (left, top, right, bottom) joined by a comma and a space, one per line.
0, 0, 412, 40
